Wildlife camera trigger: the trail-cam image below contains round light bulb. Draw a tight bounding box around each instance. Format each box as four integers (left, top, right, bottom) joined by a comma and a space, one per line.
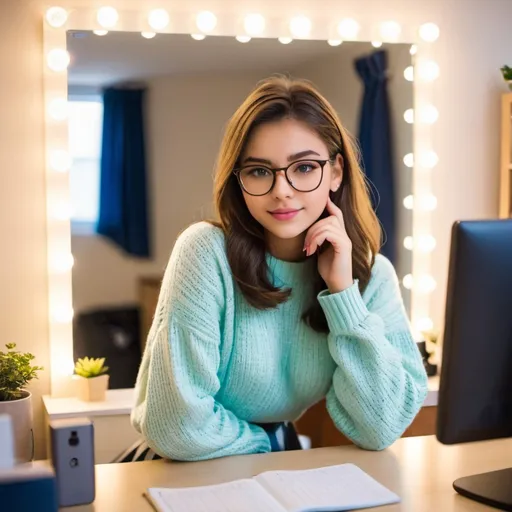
404, 65, 414, 82
191, 34, 206, 41
45, 6, 68, 28
403, 236, 414, 250
379, 21, 401, 42
410, 44, 418, 55
403, 108, 414, 124
420, 194, 438, 211
328, 39, 343, 46
371, 41, 383, 48
97, 6, 119, 29
418, 235, 437, 252
244, 13, 266, 36
403, 274, 414, 290
403, 195, 414, 210
48, 98, 68, 120
419, 105, 439, 124
403, 153, 414, 168
289, 15, 311, 38
93, 29, 108, 36
46, 49, 70, 72
419, 22, 440, 43
416, 317, 434, 333
50, 253, 75, 273
337, 18, 360, 40
418, 60, 440, 81
148, 8, 169, 31
420, 150, 439, 168
196, 11, 217, 33
418, 275, 437, 293
49, 150, 72, 172
278, 37, 293, 44
141, 31, 156, 39
52, 307, 74, 324
236, 35, 251, 43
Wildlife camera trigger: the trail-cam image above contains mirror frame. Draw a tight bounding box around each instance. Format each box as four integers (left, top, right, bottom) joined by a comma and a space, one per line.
42, 2, 440, 396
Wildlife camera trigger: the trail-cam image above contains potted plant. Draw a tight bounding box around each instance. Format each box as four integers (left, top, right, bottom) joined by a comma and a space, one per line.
0, 343, 43, 463
500, 65, 512, 90
73, 357, 109, 402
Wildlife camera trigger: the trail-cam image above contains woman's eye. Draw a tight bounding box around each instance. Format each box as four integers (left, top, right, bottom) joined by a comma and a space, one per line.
250, 168, 271, 177
297, 164, 314, 173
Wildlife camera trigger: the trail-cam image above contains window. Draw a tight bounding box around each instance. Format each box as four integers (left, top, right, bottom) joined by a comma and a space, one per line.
68, 98, 103, 234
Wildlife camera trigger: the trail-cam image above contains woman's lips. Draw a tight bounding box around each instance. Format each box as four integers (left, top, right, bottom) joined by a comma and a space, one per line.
269, 209, 302, 221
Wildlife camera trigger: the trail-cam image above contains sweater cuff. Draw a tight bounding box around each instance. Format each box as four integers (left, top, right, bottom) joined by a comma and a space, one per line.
317, 281, 369, 334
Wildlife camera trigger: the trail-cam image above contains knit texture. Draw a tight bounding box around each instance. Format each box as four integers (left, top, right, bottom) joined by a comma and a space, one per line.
131, 222, 428, 461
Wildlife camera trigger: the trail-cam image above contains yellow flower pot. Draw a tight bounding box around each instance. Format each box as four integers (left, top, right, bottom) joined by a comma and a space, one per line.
74, 374, 109, 402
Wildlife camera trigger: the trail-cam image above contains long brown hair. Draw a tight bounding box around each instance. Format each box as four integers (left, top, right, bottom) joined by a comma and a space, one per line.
212, 75, 381, 333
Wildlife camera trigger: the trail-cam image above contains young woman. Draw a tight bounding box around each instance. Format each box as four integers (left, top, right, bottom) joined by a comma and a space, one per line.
131, 75, 428, 461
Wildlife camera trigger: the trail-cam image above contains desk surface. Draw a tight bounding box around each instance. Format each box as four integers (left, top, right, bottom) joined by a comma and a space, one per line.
64, 435, 510, 512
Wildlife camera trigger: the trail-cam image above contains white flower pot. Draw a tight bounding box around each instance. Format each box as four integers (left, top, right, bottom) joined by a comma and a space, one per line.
0, 390, 34, 463
74, 374, 109, 402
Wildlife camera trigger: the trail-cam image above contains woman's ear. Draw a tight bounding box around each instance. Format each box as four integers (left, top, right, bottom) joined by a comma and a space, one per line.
330, 153, 344, 192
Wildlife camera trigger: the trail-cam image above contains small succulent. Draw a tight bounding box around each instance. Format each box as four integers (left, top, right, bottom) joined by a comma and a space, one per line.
501, 65, 512, 81
74, 357, 109, 379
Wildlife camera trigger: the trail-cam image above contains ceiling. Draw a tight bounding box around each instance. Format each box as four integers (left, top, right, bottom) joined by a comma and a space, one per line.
66, 31, 375, 87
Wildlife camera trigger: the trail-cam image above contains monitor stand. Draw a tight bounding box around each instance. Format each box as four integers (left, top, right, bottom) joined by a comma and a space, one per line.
453, 467, 512, 511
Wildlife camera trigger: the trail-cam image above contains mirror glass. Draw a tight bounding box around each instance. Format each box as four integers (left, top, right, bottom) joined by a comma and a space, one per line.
67, 31, 413, 389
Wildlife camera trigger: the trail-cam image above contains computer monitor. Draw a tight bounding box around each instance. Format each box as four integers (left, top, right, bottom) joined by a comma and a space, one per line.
437, 219, 512, 511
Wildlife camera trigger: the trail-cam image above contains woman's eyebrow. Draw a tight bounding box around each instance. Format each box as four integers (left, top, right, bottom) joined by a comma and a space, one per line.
242, 150, 321, 166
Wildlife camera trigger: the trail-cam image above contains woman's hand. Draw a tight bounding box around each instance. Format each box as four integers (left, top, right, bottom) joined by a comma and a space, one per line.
304, 197, 353, 294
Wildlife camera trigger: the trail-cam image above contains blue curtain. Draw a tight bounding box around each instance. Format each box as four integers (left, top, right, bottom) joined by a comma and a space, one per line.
97, 87, 151, 258
355, 50, 396, 263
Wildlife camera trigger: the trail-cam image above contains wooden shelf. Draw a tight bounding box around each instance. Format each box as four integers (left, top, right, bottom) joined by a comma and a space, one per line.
499, 93, 512, 218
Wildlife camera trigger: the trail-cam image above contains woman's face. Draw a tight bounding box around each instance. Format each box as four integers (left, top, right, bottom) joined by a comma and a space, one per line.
239, 118, 343, 243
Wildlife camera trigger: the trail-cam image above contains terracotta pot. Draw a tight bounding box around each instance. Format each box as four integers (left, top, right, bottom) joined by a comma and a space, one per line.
0, 390, 34, 463
75, 374, 109, 402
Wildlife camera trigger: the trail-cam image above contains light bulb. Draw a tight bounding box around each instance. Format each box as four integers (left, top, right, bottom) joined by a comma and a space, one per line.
278, 37, 293, 44
93, 30, 108, 36
244, 13, 265, 36
48, 98, 68, 120
52, 307, 74, 324
191, 34, 206, 41
418, 235, 437, 252
236, 35, 251, 43
379, 21, 401, 42
141, 31, 156, 39
404, 108, 414, 124
371, 41, 383, 48
49, 150, 72, 172
403, 153, 414, 168
328, 39, 343, 46
196, 11, 217, 33
420, 194, 438, 211
419, 22, 440, 42
420, 150, 438, 168
337, 18, 360, 40
403, 195, 414, 210
50, 253, 75, 273
46, 49, 70, 72
418, 60, 440, 81
419, 105, 439, 124
404, 65, 414, 82
418, 275, 437, 293
403, 274, 414, 290
148, 8, 169, 30
45, 6, 68, 27
416, 317, 434, 333
97, 6, 119, 29
410, 44, 418, 55
289, 15, 311, 38
403, 236, 414, 250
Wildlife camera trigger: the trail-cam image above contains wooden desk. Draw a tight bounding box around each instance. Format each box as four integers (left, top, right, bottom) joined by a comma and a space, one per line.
64, 435, 511, 512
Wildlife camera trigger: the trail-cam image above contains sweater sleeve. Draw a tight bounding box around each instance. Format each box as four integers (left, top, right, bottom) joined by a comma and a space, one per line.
318, 255, 428, 451
130, 223, 271, 461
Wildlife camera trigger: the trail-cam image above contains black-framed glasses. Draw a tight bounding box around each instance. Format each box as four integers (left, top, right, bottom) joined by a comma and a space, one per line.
233, 159, 331, 196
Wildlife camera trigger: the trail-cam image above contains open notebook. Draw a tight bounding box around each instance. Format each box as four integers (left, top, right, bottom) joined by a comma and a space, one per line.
145, 463, 400, 512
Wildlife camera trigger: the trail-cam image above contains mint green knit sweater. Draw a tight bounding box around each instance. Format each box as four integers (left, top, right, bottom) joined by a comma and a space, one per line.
131, 222, 428, 461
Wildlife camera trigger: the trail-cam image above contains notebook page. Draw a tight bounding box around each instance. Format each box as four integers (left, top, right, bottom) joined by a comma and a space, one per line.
146, 478, 286, 512
255, 463, 400, 512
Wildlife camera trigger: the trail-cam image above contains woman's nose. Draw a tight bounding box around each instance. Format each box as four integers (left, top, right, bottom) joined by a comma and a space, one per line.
272, 170, 294, 198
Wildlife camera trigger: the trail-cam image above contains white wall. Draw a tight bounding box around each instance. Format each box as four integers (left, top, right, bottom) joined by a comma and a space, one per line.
1, 0, 511, 457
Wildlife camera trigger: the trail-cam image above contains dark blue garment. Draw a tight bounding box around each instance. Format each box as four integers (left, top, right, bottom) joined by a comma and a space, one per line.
355, 50, 396, 263
97, 88, 151, 257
